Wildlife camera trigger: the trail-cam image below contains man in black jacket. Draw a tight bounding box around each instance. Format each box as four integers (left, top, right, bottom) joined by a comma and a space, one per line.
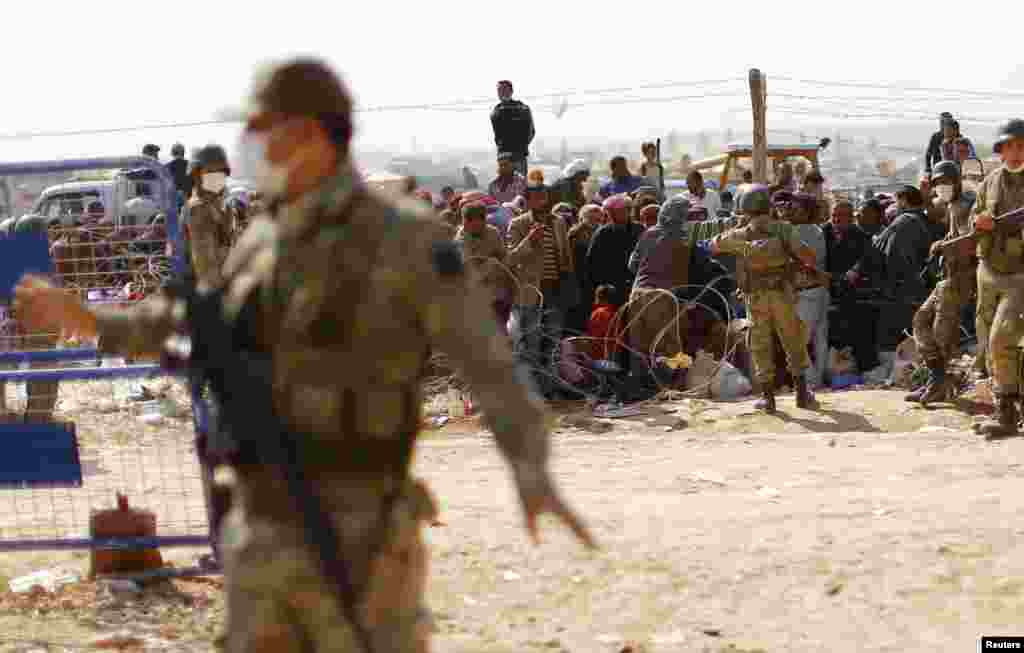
823, 200, 882, 375
924, 112, 954, 173
166, 143, 192, 202
491, 80, 535, 177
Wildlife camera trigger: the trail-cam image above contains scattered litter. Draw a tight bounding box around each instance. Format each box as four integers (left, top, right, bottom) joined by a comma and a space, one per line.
596, 634, 621, 644
9, 567, 80, 594
826, 578, 846, 595
462, 596, 478, 606
126, 383, 155, 402
756, 487, 781, 499
873, 508, 891, 517
559, 414, 614, 433
502, 571, 521, 581
89, 633, 145, 650
701, 628, 723, 637
593, 404, 651, 419
711, 360, 752, 400
137, 413, 164, 425
828, 438, 837, 447
692, 470, 727, 486
103, 579, 143, 594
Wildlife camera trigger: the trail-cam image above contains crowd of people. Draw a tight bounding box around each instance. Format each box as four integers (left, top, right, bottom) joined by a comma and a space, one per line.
404, 103, 1015, 426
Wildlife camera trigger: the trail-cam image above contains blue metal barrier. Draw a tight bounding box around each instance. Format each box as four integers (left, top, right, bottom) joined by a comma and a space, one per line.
0, 156, 211, 559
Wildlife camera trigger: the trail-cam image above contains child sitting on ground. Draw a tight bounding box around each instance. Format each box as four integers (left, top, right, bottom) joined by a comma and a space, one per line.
588, 285, 620, 360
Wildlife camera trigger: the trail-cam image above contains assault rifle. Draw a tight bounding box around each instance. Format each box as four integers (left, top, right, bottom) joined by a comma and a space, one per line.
930, 206, 1024, 263
161, 279, 381, 653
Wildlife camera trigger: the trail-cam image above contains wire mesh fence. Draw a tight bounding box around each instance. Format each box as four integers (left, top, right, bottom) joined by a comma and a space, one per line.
0, 157, 209, 554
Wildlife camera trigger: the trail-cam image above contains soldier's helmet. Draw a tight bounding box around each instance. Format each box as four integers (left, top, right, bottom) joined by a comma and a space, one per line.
171, 143, 185, 157
994, 119, 1024, 154
14, 214, 49, 234
234, 58, 354, 148
930, 160, 961, 184
739, 184, 772, 215
193, 144, 231, 175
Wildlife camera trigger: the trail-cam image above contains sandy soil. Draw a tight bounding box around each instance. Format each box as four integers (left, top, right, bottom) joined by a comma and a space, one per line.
1, 388, 1022, 652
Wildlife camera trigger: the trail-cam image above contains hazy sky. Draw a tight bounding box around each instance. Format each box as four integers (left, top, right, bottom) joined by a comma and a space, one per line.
3, 0, 1024, 165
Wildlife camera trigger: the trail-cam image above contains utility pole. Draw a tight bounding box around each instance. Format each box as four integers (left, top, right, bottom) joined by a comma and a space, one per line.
749, 68, 768, 183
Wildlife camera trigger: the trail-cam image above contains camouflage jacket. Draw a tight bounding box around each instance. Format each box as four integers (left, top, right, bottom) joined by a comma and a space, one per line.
973, 167, 1024, 273
94, 163, 550, 483
184, 190, 234, 288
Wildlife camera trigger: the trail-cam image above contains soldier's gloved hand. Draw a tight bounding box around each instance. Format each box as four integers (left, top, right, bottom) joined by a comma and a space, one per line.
975, 213, 994, 232
513, 461, 597, 551
929, 240, 944, 258
845, 269, 861, 287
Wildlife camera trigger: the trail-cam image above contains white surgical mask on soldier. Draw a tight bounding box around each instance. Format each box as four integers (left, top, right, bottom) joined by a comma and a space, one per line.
239, 132, 289, 198
201, 172, 227, 194
936, 186, 954, 202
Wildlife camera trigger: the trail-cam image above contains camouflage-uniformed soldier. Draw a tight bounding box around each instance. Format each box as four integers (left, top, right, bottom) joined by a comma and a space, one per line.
183, 145, 235, 289
13, 215, 60, 422
971, 119, 1024, 439
709, 185, 818, 413
14, 58, 595, 652
906, 160, 976, 405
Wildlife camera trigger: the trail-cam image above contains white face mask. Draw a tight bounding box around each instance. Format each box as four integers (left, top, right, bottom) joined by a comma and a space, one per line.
201, 172, 227, 194
936, 185, 955, 202
238, 131, 289, 198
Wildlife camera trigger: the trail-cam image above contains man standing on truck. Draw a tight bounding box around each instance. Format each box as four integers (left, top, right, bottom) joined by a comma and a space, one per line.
491, 80, 535, 178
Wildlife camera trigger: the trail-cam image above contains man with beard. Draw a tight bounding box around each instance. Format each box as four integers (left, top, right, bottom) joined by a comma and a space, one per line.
681, 170, 721, 220
785, 192, 830, 389
585, 194, 644, 307
487, 152, 528, 204
822, 200, 881, 376
598, 156, 644, 200
849, 185, 932, 305
907, 160, 977, 406
856, 198, 884, 237
971, 119, 1024, 439
507, 181, 573, 372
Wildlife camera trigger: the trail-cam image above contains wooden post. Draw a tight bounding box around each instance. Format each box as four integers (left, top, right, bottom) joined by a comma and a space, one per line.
749, 68, 767, 183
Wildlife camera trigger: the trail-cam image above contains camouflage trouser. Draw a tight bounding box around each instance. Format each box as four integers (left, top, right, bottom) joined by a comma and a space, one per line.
989, 289, 1024, 395
976, 275, 1004, 375
913, 280, 963, 366
747, 287, 809, 387
221, 475, 438, 653
628, 288, 684, 358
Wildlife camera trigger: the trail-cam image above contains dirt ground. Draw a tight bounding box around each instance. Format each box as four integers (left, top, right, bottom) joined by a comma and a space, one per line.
1, 387, 1023, 652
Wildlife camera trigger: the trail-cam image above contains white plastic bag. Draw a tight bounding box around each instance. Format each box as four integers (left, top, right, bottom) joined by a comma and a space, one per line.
710, 360, 752, 400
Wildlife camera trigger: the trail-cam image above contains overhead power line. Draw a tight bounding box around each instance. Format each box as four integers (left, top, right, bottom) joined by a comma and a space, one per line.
773, 75, 1024, 100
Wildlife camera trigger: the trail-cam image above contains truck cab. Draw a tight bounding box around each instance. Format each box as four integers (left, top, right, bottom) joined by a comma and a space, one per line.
33, 167, 164, 228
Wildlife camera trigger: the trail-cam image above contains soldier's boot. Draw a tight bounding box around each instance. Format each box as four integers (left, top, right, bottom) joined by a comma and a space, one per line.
918, 362, 948, 407
976, 393, 1020, 440
795, 376, 817, 409
754, 389, 776, 414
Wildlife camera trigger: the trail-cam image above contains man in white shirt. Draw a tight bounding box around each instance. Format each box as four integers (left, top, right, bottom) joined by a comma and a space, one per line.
682, 170, 721, 220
